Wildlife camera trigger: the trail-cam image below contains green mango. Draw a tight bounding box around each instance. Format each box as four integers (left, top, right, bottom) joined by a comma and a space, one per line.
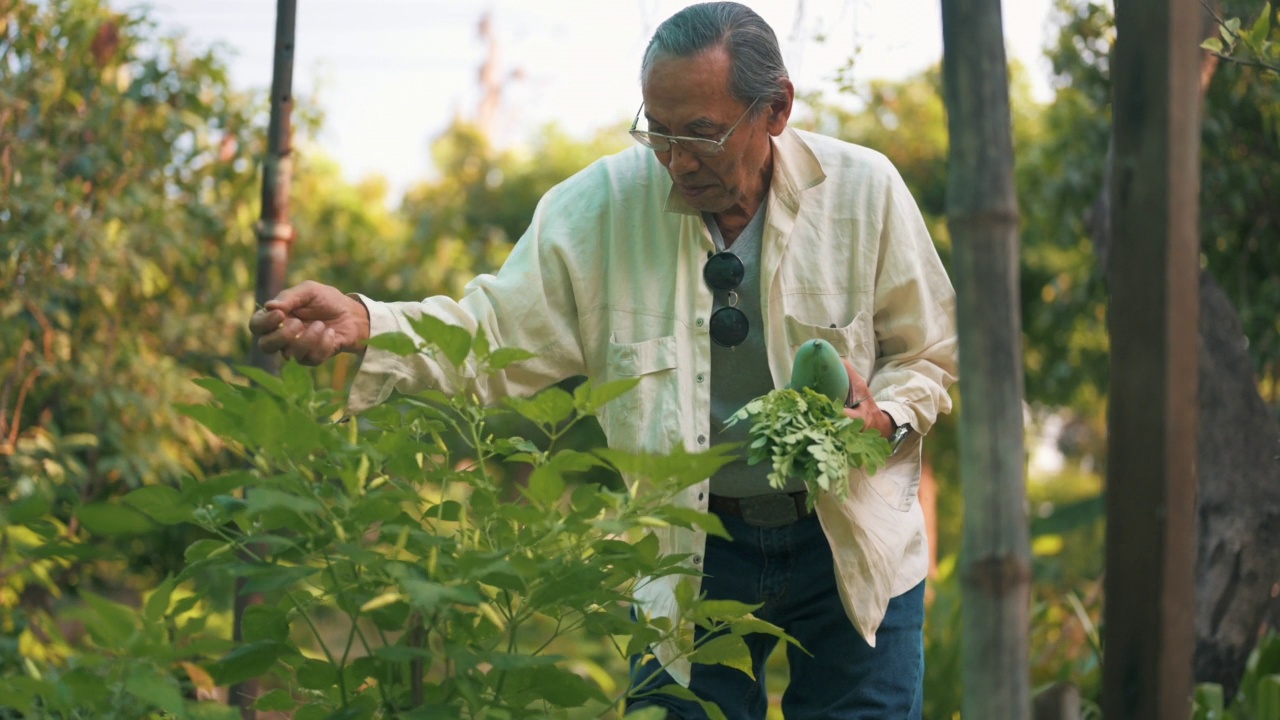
787, 339, 851, 404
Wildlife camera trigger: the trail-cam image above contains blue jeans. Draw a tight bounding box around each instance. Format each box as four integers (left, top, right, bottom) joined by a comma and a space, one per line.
627, 512, 924, 719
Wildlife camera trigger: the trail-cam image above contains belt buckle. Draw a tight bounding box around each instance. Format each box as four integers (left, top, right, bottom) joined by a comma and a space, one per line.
738, 493, 799, 528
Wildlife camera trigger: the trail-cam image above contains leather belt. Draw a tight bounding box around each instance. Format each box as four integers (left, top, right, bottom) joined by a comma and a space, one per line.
708, 491, 813, 528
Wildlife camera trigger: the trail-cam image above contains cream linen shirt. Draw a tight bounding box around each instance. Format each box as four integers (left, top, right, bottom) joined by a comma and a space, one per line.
347, 127, 958, 686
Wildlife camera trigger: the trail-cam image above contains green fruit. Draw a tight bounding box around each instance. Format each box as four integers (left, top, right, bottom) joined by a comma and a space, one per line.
787, 339, 851, 404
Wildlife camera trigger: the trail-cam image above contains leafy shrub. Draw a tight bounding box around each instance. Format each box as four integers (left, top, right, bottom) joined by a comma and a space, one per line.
1, 327, 792, 718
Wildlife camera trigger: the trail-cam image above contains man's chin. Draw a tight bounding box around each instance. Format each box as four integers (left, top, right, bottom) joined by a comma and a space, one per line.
682, 191, 731, 214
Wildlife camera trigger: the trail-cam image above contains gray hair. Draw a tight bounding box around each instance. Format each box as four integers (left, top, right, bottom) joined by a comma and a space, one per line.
641, 2, 790, 115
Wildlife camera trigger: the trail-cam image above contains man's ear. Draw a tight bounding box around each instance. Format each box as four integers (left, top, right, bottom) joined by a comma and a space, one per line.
767, 80, 795, 136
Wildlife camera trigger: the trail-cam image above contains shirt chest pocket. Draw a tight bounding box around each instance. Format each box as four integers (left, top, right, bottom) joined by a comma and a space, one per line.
783, 310, 876, 379
599, 335, 682, 453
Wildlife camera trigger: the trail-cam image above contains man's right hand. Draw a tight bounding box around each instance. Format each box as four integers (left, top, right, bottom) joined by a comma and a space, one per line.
248, 281, 371, 366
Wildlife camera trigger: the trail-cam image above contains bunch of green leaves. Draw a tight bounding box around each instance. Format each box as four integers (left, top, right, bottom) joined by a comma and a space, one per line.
726, 387, 890, 508
1202, 2, 1280, 77
1194, 633, 1280, 720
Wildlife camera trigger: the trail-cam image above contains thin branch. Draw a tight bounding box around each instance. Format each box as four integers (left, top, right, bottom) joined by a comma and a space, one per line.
1198, 0, 1280, 76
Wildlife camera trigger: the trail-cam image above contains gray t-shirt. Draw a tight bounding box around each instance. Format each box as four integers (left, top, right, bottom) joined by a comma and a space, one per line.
705, 210, 807, 498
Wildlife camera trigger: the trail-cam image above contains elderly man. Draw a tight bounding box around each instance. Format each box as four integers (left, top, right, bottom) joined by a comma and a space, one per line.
251, 3, 956, 717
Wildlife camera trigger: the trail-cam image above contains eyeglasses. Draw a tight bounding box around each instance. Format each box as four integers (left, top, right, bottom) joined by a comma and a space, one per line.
629, 97, 762, 158
704, 251, 749, 347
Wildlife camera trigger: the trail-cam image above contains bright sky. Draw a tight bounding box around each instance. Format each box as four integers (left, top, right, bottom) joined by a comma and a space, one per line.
144, 0, 1059, 199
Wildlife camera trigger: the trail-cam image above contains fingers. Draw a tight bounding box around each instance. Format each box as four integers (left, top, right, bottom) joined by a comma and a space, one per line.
286, 320, 338, 366
263, 280, 319, 316
257, 319, 337, 366
254, 314, 306, 356
248, 308, 286, 337
840, 357, 871, 396
250, 282, 343, 365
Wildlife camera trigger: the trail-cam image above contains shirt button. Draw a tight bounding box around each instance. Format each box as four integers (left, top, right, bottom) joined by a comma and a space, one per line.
691, 554, 703, 566
697, 435, 706, 445
695, 317, 705, 327
696, 373, 705, 383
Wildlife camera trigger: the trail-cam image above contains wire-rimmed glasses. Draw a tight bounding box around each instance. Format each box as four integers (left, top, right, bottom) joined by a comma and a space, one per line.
629, 97, 761, 157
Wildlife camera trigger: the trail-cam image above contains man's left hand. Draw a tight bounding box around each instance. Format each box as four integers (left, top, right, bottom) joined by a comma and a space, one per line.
840, 358, 896, 439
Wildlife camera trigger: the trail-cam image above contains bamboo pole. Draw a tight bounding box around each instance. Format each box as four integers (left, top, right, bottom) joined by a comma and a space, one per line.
940, 0, 1032, 717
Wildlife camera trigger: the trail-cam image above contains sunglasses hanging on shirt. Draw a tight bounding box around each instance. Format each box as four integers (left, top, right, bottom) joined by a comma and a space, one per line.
703, 251, 749, 348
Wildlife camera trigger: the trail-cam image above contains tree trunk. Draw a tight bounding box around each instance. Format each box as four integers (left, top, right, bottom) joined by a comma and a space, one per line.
1193, 273, 1280, 696
1102, 0, 1203, 716
940, 1, 1031, 718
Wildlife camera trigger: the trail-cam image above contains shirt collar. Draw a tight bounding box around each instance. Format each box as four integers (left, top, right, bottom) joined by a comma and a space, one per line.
662, 126, 827, 217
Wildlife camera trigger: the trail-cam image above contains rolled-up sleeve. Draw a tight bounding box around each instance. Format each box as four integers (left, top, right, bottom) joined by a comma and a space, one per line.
346, 194, 589, 415
868, 166, 958, 436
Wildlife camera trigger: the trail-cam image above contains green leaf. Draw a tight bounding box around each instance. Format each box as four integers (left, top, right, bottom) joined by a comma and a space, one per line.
241, 604, 289, 643
183, 470, 256, 503
1202, 37, 1225, 53
207, 640, 287, 686
253, 689, 297, 712
236, 365, 285, 396
620, 708, 668, 720
424, 500, 463, 522
695, 599, 763, 624
295, 658, 337, 690
527, 665, 609, 707
61, 667, 111, 708
124, 485, 193, 525
365, 331, 419, 356
690, 634, 754, 679
80, 591, 140, 646
395, 573, 484, 612
240, 565, 319, 594
245, 488, 323, 516
243, 394, 284, 452
125, 666, 187, 717
727, 616, 802, 649
525, 466, 565, 505
488, 346, 536, 370
575, 377, 641, 413
281, 359, 313, 399
373, 645, 434, 663
176, 403, 241, 439
653, 684, 728, 720
145, 575, 178, 623
660, 506, 730, 540
3, 493, 52, 525
185, 538, 230, 563
1258, 675, 1280, 719
505, 387, 576, 427
78, 502, 155, 536
596, 445, 737, 490
1249, 5, 1271, 47
185, 702, 243, 720
407, 314, 472, 366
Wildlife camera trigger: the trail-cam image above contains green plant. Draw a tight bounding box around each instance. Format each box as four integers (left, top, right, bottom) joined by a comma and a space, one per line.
1, 323, 794, 718
1194, 633, 1280, 720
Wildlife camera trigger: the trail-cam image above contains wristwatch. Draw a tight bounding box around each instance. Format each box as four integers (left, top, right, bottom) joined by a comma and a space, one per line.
888, 422, 912, 457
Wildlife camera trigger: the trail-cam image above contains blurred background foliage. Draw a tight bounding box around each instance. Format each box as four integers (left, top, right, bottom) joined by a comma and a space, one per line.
2, 0, 1277, 717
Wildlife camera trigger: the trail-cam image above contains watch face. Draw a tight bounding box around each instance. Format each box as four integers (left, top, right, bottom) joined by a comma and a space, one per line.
889, 424, 912, 456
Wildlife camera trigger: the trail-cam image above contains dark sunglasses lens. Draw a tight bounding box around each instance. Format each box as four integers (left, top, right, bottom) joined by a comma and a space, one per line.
703, 252, 745, 291
710, 306, 749, 347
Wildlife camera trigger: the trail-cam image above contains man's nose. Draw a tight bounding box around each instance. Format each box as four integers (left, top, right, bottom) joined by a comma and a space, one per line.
666, 142, 701, 175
